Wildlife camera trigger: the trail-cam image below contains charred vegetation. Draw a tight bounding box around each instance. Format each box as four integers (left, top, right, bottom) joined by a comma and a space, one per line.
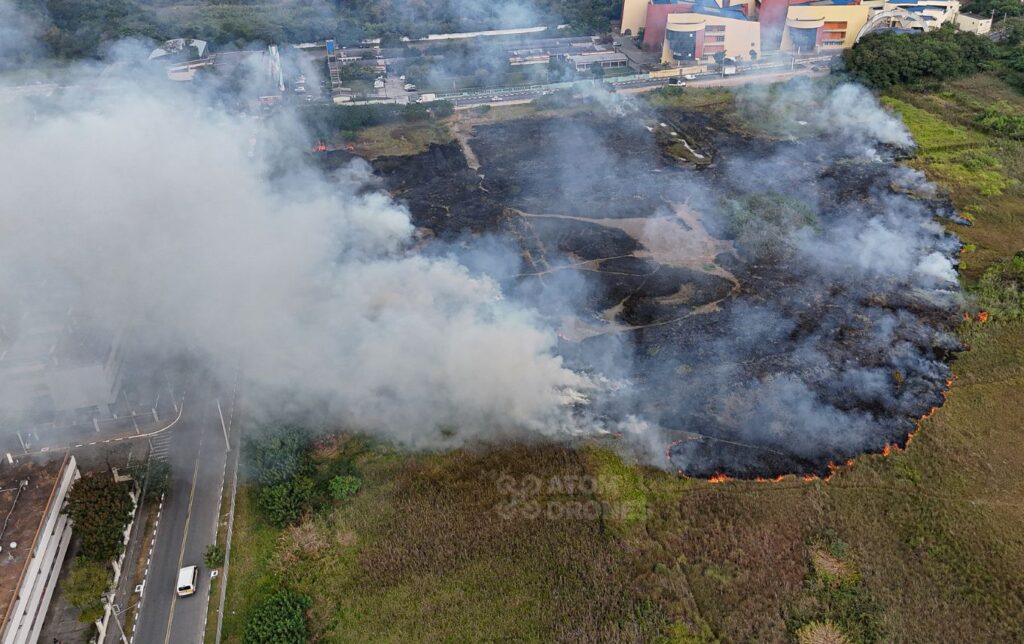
355, 95, 963, 480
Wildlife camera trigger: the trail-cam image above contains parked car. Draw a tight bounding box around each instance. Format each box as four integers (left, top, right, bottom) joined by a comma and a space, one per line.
404, 83, 417, 91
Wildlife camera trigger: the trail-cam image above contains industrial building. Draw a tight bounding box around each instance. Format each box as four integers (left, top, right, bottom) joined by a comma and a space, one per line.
621, 0, 975, 66
566, 51, 631, 72
0, 452, 79, 644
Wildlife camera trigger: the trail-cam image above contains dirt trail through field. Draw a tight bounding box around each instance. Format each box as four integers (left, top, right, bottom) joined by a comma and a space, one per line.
517, 203, 741, 339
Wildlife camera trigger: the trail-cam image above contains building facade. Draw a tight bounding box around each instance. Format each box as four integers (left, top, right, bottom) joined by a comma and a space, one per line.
954, 11, 992, 33
624, 0, 970, 66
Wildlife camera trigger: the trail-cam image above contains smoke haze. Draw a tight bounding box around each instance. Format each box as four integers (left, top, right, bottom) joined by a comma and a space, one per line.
0, 68, 594, 446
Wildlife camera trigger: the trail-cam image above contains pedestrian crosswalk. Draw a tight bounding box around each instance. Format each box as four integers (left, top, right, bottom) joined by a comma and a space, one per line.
149, 433, 172, 461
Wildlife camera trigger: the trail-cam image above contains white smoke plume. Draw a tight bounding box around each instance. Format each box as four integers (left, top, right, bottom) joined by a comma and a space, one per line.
0, 74, 594, 445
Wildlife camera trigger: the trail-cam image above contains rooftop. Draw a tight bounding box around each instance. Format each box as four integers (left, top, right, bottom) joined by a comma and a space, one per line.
566, 52, 630, 64
0, 452, 69, 628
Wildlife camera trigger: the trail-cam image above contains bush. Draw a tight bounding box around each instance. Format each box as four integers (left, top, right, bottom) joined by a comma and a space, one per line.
243, 589, 312, 644
328, 475, 362, 501
973, 251, 1024, 319
718, 193, 817, 260
257, 477, 315, 527
65, 473, 135, 562
243, 425, 313, 487
135, 459, 170, 502
205, 543, 225, 568
976, 102, 1024, 140
64, 558, 110, 623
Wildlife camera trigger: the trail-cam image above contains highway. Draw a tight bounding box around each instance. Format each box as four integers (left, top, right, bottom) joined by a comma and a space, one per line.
117, 380, 231, 644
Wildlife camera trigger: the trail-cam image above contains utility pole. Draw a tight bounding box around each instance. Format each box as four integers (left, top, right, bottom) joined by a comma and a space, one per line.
109, 602, 130, 644
216, 398, 230, 452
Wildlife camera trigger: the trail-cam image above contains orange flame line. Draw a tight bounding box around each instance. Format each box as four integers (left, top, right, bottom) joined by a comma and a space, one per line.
669, 375, 956, 484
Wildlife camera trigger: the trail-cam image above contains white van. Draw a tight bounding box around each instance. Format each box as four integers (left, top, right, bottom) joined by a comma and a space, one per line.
176, 565, 198, 597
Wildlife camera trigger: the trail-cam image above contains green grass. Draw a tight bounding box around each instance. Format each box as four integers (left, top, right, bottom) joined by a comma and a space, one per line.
220, 489, 281, 643
350, 121, 452, 159
882, 77, 1024, 279
882, 96, 1016, 197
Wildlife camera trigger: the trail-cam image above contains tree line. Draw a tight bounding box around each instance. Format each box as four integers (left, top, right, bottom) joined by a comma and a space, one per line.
13, 0, 620, 62
843, 21, 1024, 90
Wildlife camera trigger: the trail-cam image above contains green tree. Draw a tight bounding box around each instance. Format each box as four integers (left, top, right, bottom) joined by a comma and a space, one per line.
64, 558, 110, 623
965, 0, 1023, 18
65, 473, 135, 562
843, 27, 996, 88
328, 475, 362, 501
243, 589, 312, 644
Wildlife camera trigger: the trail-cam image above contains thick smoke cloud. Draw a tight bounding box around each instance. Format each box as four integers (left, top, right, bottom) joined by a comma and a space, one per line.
0, 73, 594, 445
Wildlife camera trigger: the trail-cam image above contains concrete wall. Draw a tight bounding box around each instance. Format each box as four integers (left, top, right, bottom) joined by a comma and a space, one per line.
1, 456, 78, 644
955, 12, 992, 33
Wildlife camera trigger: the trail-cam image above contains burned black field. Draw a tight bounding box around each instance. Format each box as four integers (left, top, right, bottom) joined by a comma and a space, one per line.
325, 96, 963, 479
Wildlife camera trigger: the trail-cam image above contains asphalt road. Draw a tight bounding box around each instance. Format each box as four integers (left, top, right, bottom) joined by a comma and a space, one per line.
128, 386, 229, 644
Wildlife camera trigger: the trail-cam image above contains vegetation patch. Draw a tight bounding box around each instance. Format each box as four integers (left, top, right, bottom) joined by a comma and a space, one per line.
973, 250, 1024, 319
882, 96, 1017, 197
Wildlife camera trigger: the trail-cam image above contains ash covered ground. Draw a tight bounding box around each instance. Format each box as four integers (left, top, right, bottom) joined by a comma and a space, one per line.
321, 84, 964, 479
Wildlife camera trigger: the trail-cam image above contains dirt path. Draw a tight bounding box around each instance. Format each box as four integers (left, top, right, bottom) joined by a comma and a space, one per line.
449, 117, 481, 171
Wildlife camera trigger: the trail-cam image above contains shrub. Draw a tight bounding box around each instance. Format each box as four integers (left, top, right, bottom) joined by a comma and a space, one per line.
243, 589, 312, 644
973, 251, 1024, 319
718, 193, 817, 260
205, 543, 225, 568
243, 425, 313, 487
328, 475, 362, 501
138, 459, 171, 502
258, 477, 315, 527
976, 103, 1024, 140
65, 473, 135, 562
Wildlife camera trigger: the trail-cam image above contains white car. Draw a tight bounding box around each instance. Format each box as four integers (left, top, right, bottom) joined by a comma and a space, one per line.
404, 83, 417, 91
684, 74, 697, 80
176, 565, 198, 597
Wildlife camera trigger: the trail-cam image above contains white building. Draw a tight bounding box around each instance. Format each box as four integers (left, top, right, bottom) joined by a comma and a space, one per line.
0, 452, 79, 644
954, 12, 993, 34
566, 51, 630, 72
